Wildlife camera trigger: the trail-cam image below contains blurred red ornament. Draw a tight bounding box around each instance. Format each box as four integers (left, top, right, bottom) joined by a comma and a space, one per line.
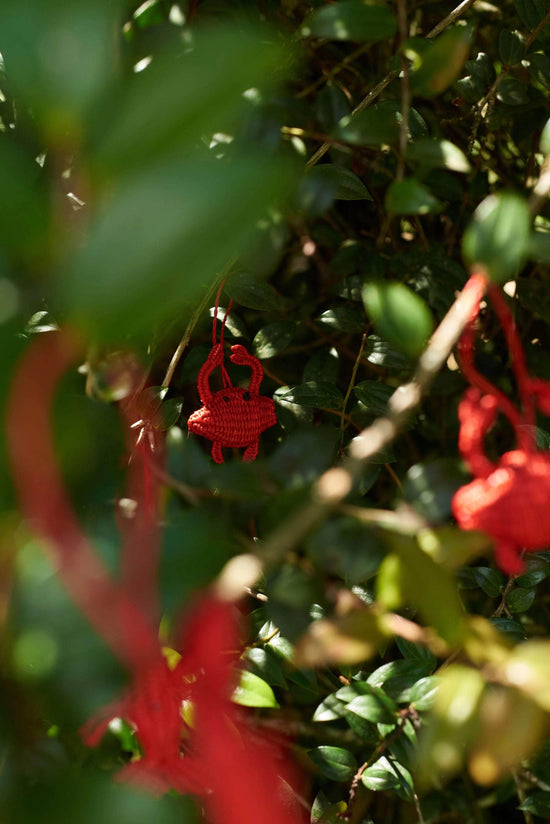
6, 329, 305, 824
452, 273, 550, 575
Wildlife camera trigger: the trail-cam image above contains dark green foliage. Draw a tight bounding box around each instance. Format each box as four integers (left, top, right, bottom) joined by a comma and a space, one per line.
4, 1, 550, 823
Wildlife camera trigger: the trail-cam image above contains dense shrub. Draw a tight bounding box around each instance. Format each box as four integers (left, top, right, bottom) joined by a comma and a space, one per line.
2, 1, 550, 822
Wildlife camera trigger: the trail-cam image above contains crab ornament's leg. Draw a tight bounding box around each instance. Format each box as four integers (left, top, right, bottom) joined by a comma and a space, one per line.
197, 344, 225, 406
242, 441, 259, 462
230, 345, 264, 394
211, 441, 224, 465
457, 387, 499, 479
494, 539, 524, 577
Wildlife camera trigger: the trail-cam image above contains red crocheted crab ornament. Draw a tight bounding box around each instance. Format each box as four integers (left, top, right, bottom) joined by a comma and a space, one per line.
187, 296, 276, 464
452, 273, 550, 575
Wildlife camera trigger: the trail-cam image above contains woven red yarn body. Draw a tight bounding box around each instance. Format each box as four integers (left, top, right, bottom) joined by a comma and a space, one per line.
452, 274, 550, 575
188, 339, 276, 464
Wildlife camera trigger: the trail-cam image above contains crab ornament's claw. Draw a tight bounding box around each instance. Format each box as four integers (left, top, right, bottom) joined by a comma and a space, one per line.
196, 344, 225, 405
230, 344, 264, 394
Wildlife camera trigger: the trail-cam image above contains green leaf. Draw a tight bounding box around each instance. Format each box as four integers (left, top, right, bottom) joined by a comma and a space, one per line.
498, 29, 525, 66
303, 349, 340, 384
253, 321, 297, 358
316, 305, 366, 333
406, 676, 438, 711
409, 26, 472, 98
300, 2, 397, 42
458, 567, 505, 598
367, 659, 435, 698
337, 100, 428, 147
497, 77, 529, 105
311, 165, 374, 200
280, 381, 343, 409
354, 381, 393, 416
385, 179, 441, 215
313, 694, 348, 722
232, 670, 279, 708
519, 792, 550, 817
462, 192, 531, 283
362, 281, 434, 358
541, 118, 550, 155
243, 647, 287, 688
307, 746, 358, 782
405, 138, 471, 173
517, 278, 550, 323
225, 272, 288, 311
515, 568, 548, 588
306, 517, 386, 583
364, 335, 411, 369
346, 694, 396, 724
507, 586, 536, 613
403, 459, 470, 522
514, 0, 550, 34
362, 757, 414, 800
65, 156, 295, 339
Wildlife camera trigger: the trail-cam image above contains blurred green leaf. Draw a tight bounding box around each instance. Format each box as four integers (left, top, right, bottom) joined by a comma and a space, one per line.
507, 586, 536, 613
519, 792, 550, 817
385, 179, 441, 215
462, 192, 531, 282
409, 25, 472, 98
405, 138, 471, 173
362, 281, 433, 358
300, 2, 397, 42
65, 155, 295, 339
307, 517, 386, 583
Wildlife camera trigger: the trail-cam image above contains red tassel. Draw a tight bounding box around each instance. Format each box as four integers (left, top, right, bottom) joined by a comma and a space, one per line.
187, 289, 277, 463
452, 274, 550, 575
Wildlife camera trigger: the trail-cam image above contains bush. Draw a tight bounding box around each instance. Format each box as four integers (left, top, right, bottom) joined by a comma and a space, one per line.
3, 1, 550, 822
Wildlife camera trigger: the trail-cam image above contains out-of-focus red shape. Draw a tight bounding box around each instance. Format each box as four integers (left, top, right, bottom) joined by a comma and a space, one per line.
452, 274, 550, 575
6, 329, 307, 824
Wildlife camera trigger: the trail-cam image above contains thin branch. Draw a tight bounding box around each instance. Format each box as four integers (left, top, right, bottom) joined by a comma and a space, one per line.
396, 0, 411, 183
305, 0, 478, 170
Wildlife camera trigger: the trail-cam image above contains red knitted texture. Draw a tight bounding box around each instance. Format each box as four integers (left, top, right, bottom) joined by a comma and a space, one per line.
452, 273, 550, 575
187, 294, 276, 463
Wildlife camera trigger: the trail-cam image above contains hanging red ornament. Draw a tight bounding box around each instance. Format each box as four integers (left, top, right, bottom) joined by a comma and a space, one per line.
187, 289, 277, 464
452, 272, 550, 575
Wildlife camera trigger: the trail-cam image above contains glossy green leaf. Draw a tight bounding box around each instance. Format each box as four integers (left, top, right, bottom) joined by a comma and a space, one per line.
232, 670, 279, 708
385, 179, 441, 215
280, 381, 343, 409
311, 165, 374, 201
243, 647, 287, 688
362, 757, 414, 800
303, 349, 339, 384
514, 0, 550, 35
462, 192, 531, 282
362, 281, 434, 358
337, 100, 428, 147
507, 586, 536, 613
307, 746, 357, 782
300, 2, 397, 42
225, 272, 288, 311
405, 138, 471, 173
316, 305, 366, 333
254, 321, 297, 358
409, 26, 472, 98
519, 792, 550, 817
354, 381, 392, 416
497, 77, 529, 105
346, 693, 396, 724
498, 29, 525, 66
